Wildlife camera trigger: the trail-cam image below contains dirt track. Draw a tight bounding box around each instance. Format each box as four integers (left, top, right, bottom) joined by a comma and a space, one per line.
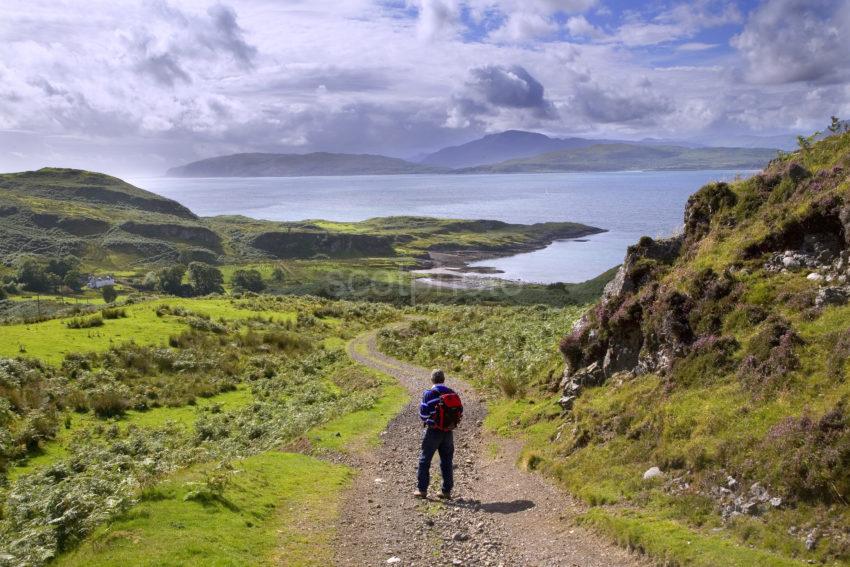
332, 330, 645, 567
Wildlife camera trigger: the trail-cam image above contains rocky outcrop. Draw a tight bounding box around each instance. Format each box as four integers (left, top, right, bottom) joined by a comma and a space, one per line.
249, 231, 396, 259
558, 158, 850, 410
118, 221, 222, 251
558, 234, 685, 403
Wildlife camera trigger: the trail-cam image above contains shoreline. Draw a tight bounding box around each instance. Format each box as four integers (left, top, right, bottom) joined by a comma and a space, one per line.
412, 226, 607, 289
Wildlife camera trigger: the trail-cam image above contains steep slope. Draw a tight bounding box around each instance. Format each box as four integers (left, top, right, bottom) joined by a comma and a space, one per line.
548, 132, 850, 562
461, 143, 778, 173
166, 152, 447, 177
420, 130, 619, 168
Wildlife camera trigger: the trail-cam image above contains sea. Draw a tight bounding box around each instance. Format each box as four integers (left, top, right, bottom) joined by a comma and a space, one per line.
132, 170, 753, 284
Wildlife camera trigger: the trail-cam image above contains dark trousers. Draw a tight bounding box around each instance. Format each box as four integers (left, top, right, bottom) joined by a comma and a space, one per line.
417, 427, 454, 494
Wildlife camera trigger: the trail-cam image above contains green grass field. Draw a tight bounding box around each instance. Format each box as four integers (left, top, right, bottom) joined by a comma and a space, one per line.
1, 297, 297, 363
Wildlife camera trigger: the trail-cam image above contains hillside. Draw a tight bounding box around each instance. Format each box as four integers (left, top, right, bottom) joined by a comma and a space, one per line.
0, 168, 600, 270
461, 143, 778, 173
547, 132, 850, 561
166, 152, 447, 177
419, 130, 621, 168
0, 168, 216, 267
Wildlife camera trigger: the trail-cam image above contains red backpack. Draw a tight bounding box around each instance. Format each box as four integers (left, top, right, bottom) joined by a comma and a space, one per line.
432, 390, 463, 431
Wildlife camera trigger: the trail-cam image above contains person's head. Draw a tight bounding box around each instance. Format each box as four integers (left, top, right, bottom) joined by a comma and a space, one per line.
431, 369, 445, 384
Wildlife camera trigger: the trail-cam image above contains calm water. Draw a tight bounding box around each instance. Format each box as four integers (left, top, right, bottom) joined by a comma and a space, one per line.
133, 171, 752, 283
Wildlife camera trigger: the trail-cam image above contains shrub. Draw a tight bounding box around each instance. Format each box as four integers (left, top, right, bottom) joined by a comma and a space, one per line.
101, 285, 118, 303
188, 262, 223, 296
762, 403, 850, 502
231, 268, 266, 292
65, 315, 104, 329
87, 382, 131, 417
101, 307, 128, 319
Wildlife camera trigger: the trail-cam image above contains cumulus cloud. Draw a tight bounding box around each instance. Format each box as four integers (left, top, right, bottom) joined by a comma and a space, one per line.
573, 79, 672, 124
489, 12, 558, 43
732, 0, 850, 85
129, 2, 257, 87
565, 15, 604, 39
450, 64, 557, 125
607, 0, 741, 46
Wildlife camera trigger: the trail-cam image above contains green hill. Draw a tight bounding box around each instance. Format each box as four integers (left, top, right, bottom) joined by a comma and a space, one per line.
0, 168, 600, 270
460, 143, 778, 173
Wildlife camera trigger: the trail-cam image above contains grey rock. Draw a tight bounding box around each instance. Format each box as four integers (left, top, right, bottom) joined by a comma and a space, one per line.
726, 476, 738, 490
643, 466, 663, 480
452, 532, 470, 542
816, 286, 850, 308
805, 529, 818, 551
770, 497, 783, 508
557, 396, 576, 411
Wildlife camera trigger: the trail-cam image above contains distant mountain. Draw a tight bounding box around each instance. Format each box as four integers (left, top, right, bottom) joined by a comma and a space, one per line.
166, 152, 447, 177
459, 143, 779, 173
420, 130, 622, 169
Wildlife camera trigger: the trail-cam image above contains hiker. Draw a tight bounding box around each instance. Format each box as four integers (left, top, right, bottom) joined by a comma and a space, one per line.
414, 369, 463, 500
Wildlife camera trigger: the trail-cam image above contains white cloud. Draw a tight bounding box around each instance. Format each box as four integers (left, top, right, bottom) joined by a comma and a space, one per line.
489, 12, 558, 42
732, 0, 850, 84
565, 15, 604, 39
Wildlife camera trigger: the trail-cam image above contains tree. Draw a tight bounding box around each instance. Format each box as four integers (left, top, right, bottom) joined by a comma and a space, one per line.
141, 271, 158, 291
188, 262, 223, 296
156, 265, 187, 295
15, 258, 49, 292
46, 255, 80, 279
63, 270, 83, 292
101, 285, 118, 303
231, 268, 266, 292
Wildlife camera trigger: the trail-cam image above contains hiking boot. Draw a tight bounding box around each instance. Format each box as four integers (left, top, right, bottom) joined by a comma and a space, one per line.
437, 491, 452, 500
413, 490, 426, 499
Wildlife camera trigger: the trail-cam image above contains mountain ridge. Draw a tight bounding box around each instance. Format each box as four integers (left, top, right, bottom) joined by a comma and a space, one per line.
459, 142, 778, 173
166, 152, 447, 177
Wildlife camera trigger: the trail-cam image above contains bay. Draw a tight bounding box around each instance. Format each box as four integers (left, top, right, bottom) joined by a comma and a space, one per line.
132, 170, 752, 283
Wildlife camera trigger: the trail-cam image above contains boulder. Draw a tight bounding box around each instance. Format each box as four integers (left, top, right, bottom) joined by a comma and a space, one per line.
643, 466, 663, 480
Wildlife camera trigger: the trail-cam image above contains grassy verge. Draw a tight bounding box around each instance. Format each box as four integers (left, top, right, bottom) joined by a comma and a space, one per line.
54, 452, 351, 567
580, 508, 807, 567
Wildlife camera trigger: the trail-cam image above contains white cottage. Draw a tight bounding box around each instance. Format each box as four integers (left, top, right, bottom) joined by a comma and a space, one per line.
87, 275, 116, 289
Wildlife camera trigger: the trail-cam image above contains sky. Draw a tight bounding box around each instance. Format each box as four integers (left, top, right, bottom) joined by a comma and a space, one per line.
1, 0, 849, 176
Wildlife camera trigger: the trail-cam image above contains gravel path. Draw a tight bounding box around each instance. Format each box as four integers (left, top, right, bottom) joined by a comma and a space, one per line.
333, 329, 646, 567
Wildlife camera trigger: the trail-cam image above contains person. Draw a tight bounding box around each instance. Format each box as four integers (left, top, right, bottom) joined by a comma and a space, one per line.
414, 369, 463, 500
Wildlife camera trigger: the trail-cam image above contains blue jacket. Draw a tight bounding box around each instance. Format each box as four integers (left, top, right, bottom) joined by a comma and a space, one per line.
419, 384, 456, 427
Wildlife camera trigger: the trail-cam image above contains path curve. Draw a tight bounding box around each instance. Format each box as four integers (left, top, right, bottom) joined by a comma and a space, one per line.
333, 328, 645, 567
